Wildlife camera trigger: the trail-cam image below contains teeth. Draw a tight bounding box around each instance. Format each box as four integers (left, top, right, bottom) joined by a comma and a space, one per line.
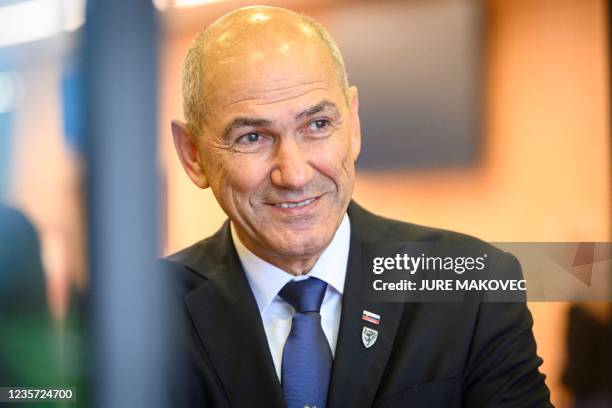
275, 198, 315, 208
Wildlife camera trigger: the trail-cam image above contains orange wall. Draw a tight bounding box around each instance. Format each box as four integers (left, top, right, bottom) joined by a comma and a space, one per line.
159, 1, 609, 406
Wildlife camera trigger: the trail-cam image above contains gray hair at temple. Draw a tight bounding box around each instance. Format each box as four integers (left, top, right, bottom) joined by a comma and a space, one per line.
180, 8, 349, 137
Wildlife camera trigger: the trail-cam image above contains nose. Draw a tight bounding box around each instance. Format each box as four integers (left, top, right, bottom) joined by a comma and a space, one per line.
270, 137, 313, 189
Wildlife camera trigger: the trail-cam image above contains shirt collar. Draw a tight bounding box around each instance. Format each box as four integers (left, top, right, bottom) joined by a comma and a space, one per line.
231, 213, 351, 315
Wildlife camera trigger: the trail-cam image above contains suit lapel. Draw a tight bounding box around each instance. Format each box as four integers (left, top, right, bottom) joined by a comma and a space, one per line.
183, 223, 285, 408
327, 234, 405, 408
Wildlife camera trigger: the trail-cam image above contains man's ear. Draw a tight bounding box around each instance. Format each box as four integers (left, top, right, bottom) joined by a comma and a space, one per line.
348, 86, 361, 162
171, 120, 209, 189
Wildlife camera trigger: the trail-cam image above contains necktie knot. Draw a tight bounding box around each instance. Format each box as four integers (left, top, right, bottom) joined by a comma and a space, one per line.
279, 277, 327, 313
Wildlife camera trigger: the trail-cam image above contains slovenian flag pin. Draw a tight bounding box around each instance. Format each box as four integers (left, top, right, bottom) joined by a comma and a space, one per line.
362, 310, 380, 325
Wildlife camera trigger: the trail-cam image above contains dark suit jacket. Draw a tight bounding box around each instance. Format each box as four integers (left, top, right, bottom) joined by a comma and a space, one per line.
162, 201, 552, 407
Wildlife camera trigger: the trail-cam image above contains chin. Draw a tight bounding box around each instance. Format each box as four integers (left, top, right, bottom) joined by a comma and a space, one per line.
269, 229, 333, 258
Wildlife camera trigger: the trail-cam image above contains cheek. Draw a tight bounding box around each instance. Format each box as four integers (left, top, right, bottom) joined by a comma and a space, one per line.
213, 154, 271, 197
311, 134, 355, 180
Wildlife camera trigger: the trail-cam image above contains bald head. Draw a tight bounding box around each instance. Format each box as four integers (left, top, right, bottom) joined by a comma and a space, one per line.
172, 6, 362, 273
182, 6, 348, 136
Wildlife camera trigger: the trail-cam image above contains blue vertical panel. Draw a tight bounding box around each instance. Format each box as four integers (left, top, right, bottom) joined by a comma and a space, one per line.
84, 1, 166, 407
61, 62, 85, 155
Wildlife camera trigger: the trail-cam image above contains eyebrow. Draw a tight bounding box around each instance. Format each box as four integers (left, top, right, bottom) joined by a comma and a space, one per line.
221, 117, 273, 141
221, 100, 340, 141
294, 100, 340, 121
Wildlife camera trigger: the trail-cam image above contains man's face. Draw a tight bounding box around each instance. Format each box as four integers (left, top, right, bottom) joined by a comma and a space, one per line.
194, 34, 360, 262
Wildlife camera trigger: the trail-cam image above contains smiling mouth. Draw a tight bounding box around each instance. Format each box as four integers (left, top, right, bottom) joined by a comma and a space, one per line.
271, 196, 319, 209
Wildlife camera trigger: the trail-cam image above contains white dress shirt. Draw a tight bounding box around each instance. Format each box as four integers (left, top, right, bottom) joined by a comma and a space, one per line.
231, 214, 351, 380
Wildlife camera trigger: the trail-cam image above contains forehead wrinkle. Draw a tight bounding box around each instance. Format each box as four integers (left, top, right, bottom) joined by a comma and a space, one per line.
234, 80, 327, 96
221, 82, 330, 109
249, 87, 333, 108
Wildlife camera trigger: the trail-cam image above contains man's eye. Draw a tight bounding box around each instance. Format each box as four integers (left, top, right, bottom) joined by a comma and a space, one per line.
237, 132, 262, 144
308, 119, 330, 131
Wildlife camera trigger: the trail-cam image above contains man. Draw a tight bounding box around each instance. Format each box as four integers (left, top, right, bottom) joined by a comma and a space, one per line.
164, 6, 552, 407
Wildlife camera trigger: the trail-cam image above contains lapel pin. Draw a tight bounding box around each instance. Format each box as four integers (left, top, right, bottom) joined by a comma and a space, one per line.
362, 310, 380, 325
362, 326, 378, 348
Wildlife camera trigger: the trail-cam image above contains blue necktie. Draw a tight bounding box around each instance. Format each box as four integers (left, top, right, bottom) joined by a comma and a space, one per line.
279, 277, 332, 408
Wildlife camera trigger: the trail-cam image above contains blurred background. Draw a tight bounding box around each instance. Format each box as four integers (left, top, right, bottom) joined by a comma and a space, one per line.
0, 0, 609, 407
